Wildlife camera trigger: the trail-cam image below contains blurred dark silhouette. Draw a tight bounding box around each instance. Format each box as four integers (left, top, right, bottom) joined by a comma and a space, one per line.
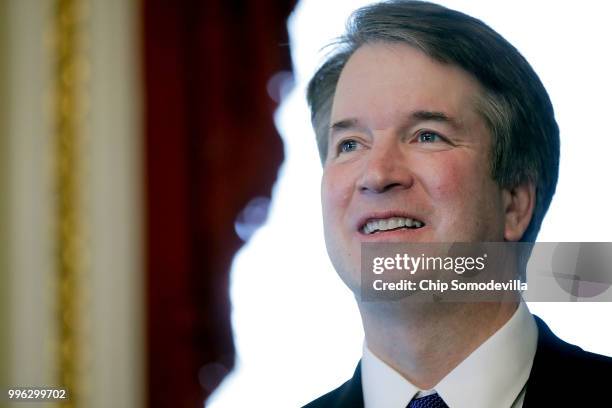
143, 1, 294, 406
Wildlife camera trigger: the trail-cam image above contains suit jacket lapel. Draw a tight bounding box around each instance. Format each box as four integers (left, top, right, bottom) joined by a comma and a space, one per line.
333, 362, 364, 408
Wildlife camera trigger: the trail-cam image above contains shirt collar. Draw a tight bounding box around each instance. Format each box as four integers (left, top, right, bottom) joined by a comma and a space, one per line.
361, 302, 538, 408
362, 342, 420, 408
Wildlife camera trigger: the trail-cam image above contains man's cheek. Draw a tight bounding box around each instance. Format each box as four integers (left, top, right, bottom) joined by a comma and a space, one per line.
322, 173, 351, 210
321, 186, 343, 234
418, 159, 470, 200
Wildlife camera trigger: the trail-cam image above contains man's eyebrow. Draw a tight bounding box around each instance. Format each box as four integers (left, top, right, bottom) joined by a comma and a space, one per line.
411, 110, 461, 129
328, 110, 461, 135
330, 118, 360, 132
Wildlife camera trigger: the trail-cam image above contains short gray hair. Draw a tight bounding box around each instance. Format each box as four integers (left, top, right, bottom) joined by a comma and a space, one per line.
306, 0, 559, 242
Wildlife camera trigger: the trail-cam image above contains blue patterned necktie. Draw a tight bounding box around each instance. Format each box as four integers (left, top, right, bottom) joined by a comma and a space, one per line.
406, 393, 449, 408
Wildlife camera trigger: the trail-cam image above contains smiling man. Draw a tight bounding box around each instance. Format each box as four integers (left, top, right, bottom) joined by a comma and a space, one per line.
303, 1, 612, 407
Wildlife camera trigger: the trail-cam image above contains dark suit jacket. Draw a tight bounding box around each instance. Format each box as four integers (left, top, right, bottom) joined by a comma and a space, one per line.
303, 316, 612, 407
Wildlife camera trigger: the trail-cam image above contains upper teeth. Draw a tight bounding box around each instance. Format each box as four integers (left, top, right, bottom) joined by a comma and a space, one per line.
363, 217, 424, 234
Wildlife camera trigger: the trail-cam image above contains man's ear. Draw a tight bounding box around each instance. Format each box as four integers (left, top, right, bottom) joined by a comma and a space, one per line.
503, 182, 536, 242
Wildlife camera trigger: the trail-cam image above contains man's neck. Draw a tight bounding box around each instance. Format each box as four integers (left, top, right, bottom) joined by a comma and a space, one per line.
358, 299, 519, 389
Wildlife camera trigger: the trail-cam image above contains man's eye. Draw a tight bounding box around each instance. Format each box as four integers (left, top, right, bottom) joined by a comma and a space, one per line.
339, 139, 359, 153
417, 131, 443, 143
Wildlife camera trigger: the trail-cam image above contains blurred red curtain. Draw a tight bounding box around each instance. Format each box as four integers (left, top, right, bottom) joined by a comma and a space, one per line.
143, 1, 294, 406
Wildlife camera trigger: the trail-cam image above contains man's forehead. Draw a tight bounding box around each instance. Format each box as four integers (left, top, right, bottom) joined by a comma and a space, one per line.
330, 43, 483, 132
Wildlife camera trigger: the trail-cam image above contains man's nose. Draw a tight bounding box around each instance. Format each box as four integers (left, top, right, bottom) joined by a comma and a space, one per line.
357, 140, 414, 194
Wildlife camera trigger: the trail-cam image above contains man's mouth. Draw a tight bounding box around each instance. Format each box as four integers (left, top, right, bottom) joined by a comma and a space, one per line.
361, 216, 425, 235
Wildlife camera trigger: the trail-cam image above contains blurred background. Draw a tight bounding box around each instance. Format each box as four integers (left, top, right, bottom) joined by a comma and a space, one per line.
1, 1, 611, 407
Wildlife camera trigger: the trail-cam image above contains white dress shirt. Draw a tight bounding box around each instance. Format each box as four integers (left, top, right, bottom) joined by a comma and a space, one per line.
362, 301, 538, 408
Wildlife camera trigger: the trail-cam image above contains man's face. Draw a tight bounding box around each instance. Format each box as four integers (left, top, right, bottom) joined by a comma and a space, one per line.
321, 43, 509, 291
